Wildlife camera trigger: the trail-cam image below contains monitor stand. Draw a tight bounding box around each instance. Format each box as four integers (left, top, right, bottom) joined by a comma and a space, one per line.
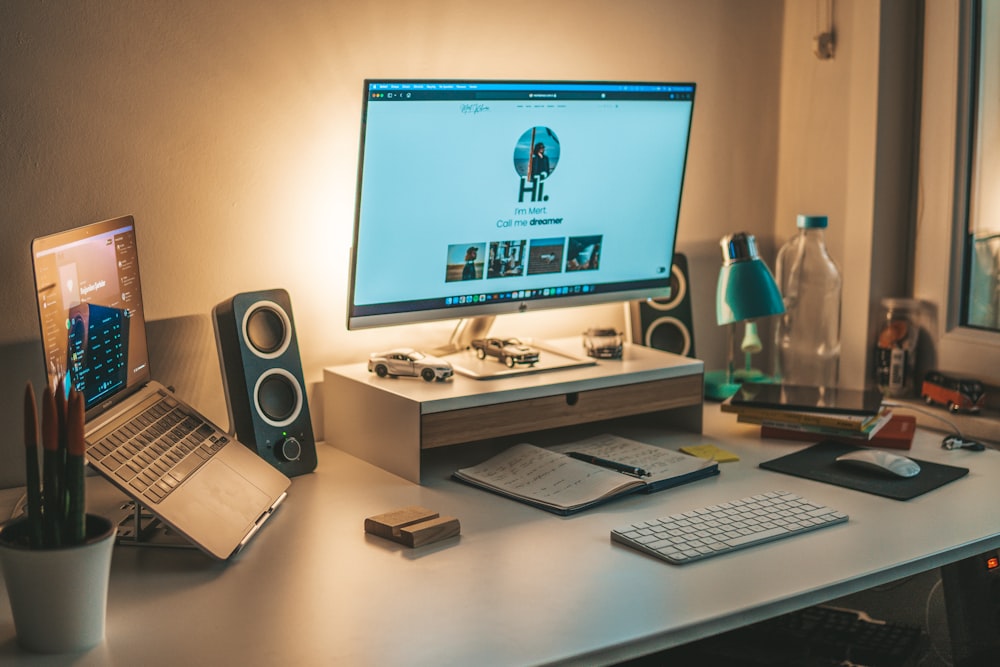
432, 315, 596, 380
431, 315, 496, 356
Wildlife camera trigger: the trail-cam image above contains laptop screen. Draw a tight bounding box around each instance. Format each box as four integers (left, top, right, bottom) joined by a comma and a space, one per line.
31, 216, 151, 411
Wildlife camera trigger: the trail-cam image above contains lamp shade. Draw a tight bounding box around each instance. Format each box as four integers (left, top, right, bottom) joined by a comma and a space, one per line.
716, 232, 785, 325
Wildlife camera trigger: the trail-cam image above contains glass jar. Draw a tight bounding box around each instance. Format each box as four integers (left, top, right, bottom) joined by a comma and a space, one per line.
875, 298, 920, 397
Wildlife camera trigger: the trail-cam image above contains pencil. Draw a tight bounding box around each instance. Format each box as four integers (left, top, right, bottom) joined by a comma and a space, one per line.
54, 376, 69, 537
66, 388, 86, 544
41, 383, 62, 547
23, 383, 43, 548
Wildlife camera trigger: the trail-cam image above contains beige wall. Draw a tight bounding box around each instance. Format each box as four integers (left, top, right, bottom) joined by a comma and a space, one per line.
0, 0, 788, 353
773, 0, 919, 389
1, 1, 923, 488
0, 0, 785, 486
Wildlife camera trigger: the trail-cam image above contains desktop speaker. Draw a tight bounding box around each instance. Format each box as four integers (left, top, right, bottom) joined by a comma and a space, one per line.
629, 252, 696, 357
214, 288, 317, 476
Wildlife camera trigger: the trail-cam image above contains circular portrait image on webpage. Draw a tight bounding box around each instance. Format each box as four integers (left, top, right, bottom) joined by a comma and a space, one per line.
514, 127, 561, 180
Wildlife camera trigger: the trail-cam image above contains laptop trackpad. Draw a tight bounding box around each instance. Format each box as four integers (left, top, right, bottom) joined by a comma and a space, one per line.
168, 459, 273, 558
187, 459, 271, 525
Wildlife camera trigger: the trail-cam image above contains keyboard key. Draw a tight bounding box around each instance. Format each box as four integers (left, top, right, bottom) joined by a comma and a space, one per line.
88, 396, 221, 504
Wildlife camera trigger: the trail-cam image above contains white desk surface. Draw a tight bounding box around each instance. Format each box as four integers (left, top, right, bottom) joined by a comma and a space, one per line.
1, 404, 997, 665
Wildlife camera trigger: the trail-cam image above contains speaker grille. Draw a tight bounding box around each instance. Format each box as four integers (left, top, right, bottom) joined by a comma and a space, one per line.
253, 368, 303, 427
246, 307, 285, 354
644, 316, 692, 356
259, 374, 297, 422
241, 300, 292, 359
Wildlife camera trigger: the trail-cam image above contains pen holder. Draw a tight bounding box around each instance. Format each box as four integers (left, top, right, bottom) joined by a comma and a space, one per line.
0, 514, 116, 653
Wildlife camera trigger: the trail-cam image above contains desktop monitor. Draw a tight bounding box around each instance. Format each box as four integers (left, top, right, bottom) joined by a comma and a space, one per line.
347, 79, 696, 349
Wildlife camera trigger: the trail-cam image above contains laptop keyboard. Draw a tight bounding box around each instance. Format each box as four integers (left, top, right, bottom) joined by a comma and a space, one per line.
89, 394, 228, 504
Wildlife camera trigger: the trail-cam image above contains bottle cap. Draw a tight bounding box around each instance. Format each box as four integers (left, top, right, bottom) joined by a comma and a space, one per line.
796, 214, 828, 229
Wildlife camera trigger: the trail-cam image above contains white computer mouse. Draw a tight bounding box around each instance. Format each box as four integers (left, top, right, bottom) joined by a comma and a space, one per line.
834, 449, 921, 478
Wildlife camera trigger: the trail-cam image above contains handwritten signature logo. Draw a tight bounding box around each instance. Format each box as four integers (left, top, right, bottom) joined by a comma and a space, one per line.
460, 103, 490, 115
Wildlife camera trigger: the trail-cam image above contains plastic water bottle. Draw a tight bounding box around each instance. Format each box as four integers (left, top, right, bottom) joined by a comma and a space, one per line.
774, 214, 842, 387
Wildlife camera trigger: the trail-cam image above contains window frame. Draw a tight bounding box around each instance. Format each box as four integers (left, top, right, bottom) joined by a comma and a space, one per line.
915, 0, 1000, 395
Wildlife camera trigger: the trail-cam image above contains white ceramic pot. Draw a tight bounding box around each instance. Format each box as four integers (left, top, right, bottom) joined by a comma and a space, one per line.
0, 514, 116, 653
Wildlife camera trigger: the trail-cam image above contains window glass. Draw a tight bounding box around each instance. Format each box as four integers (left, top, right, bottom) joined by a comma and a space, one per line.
965, 0, 1000, 330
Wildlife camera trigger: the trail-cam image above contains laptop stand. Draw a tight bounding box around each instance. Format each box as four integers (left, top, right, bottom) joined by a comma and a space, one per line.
116, 500, 199, 550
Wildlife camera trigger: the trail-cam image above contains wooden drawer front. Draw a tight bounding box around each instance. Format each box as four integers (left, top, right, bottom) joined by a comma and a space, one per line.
420, 374, 703, 449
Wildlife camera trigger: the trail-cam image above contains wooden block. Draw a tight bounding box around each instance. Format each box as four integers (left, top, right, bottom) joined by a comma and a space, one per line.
398, 515, 461, 548
365, 506, 438, 540
364, 506, 460, 548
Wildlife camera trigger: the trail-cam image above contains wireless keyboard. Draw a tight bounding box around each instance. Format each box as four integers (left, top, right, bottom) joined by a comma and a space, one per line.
611, 491, 848, 564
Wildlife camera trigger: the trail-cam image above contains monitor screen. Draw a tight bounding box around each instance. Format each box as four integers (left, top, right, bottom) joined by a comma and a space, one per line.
347, 79, 696, 330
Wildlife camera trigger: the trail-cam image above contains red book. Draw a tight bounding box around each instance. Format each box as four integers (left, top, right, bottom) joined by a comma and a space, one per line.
761, 414, 917, 450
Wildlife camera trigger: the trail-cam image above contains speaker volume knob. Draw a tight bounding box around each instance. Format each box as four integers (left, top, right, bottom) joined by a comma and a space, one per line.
276, 437, 302, 462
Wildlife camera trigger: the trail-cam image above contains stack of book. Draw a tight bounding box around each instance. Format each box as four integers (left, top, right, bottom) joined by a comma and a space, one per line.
721, 384, 916, 450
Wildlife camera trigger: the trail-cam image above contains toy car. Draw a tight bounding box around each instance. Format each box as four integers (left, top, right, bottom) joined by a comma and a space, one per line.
470, 337, 540, 368
921, 371, 985, 413
368, 348, 454, 381
582, 327, 624, 359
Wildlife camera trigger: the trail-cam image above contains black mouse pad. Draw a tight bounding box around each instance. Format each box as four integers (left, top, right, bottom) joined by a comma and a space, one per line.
759, 441, 969, 500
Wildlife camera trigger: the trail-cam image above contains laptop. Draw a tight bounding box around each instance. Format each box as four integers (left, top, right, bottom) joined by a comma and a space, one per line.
30, 215, 291, 560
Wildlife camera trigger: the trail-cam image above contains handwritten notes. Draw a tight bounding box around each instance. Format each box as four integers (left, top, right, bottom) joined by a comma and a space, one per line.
456, 443, 641, 510
453, 434, 718, 514
550, 434, 709, 481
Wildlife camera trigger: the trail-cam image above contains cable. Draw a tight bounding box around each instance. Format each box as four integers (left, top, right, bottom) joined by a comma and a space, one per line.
923, 577, 953, 666
9, 492, 27, 521
881, 400, 987, 451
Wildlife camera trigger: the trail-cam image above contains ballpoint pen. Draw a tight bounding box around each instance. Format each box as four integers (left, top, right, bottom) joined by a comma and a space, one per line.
566, 451, 651, 477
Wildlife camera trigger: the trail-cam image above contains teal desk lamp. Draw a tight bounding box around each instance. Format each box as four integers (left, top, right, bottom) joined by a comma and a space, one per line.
704, 232, 785, 400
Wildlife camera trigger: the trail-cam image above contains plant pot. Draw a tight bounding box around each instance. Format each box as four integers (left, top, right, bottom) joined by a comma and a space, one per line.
0, 514, 116, 653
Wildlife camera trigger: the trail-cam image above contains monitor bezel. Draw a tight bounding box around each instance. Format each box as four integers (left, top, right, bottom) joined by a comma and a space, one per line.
346, 78, 696, 331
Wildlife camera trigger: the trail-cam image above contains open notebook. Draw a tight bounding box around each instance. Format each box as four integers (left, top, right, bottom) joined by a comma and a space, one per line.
454, 434, 719, 514
31, 215, 290, 560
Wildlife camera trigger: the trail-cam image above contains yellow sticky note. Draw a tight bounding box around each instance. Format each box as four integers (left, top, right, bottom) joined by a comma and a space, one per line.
680, 444, 740, 463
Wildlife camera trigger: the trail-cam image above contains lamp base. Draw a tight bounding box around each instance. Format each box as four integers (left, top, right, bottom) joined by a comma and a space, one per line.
704, 369, 778, 401
704, 370, 742, 401
733, 368, 769, 383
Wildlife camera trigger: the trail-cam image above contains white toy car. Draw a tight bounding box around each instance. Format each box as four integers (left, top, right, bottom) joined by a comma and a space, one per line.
368, 348, 454, 381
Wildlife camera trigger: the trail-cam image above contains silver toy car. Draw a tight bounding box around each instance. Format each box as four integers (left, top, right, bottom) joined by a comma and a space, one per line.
582, 327, 624, 359
368, 348, 454, 381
